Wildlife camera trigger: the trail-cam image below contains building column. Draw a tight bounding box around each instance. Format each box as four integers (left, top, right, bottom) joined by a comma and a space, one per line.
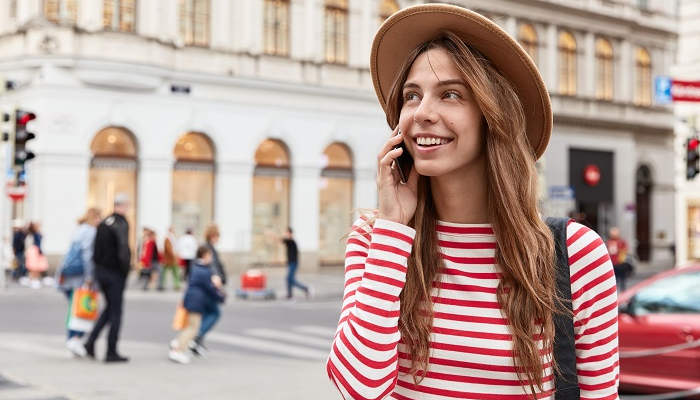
290, 165, 320, 271
584, 31, 595, 98
215, 161, 253, 272
353, 166, 377, 215
138, 158, 172, 239
546, 24, 558, 93
160, 0, 179, 45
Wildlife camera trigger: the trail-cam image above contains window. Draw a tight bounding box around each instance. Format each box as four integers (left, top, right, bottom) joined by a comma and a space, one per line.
325, 0, 348, 64
263, 0, 289, 56
179, 0, 209, 47
89, 127, 138, 251
558, 31, 577, 96
172, 132, 215, 239
252, 139, 291, 265
44, 0, 77, 24
595, 38, 614, 100
518, 23, 538, 64
632, 271, 700, 314
378, 0, 398, 24
319, 143, 354, 266
635, 47, 652, 106
103, 0, 136, 32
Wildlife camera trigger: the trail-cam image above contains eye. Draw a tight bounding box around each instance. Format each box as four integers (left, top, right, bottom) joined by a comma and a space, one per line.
443, 91, 462, 100
403, 92, 420, 102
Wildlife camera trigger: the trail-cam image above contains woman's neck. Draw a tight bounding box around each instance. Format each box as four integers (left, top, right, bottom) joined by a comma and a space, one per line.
430, 158, 489, 224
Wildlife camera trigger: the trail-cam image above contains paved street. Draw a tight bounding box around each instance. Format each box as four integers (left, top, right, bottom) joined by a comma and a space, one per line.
0, 271, 345, 400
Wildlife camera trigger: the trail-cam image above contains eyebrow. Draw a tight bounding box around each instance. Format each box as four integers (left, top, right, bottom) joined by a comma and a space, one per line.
403, 79, 469, 90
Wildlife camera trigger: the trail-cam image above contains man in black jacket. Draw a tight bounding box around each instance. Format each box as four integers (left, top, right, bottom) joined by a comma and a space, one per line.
83, 193, 131, 362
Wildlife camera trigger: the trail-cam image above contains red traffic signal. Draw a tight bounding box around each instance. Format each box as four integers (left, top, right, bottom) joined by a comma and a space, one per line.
17, 111, 36, 125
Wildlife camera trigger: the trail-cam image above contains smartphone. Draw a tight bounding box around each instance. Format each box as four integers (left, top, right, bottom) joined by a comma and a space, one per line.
393, 140, 414, 184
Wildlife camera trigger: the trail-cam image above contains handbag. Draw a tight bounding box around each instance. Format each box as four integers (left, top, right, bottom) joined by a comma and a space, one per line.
25, 245, 48, 272
61, 241, 85, 276
67, 287, 98, 332
72, 286, 99, 320
172, 303, 188, 331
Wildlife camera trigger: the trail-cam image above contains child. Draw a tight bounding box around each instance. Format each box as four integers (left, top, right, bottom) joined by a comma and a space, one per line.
168, 245, 225, 364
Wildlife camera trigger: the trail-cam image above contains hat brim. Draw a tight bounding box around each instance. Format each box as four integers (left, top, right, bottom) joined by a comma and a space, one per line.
370, 4, 552, 159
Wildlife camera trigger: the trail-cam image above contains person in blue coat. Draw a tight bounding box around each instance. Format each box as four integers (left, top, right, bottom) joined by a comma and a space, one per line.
169, 245, 225, 364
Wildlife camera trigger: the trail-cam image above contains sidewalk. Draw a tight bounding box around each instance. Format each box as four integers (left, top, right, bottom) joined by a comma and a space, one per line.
0, 332, 336, 400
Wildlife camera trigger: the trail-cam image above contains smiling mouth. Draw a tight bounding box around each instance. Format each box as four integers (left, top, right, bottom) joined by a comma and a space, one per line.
414, 137, 453, 147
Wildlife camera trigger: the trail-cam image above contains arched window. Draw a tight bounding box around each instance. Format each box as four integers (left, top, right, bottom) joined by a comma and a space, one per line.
378, 0, 399, 24
518, 23, 538, 64
264, 0, 290, 56
595, 38, 614, 100
558, 31, 577, 96
88, 127, 138, 251
325, 0, 348, 64
103, 0, 136, 32
179, 0, 210, 47
44, 0, 77, 24
635, 47, 652, 106
252, 139, 291, 265
172, 132, 215, 239
319, 143, 353, 266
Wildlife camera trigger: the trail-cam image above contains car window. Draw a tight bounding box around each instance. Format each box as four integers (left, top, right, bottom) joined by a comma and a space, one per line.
633, 270, 700, 315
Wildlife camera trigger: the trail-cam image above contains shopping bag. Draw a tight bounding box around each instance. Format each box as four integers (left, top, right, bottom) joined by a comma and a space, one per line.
26, 245, 48, 272
67, 289, 98, 333
172, 303, 188, 331
72, 287, 99, 320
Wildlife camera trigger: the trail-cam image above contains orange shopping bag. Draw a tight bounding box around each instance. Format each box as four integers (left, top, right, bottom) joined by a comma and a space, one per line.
172, 303, 188, 331
72, 286, 99, 321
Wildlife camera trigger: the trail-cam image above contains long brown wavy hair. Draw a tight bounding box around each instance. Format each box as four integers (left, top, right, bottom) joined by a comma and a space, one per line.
375, 31, 564, 396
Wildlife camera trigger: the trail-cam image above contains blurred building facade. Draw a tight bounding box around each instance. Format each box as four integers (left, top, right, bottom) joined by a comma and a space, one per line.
0, 0, 678, 272
674, 0, 700, 267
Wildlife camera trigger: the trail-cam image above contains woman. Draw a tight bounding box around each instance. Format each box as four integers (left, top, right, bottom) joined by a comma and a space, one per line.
56, 207, 101, 357
326, 5, 618, 400
25, 221, 47, 288
139, 228, 161, 291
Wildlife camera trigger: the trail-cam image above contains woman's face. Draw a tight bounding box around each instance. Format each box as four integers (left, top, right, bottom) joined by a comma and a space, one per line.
398, 47, 485, 179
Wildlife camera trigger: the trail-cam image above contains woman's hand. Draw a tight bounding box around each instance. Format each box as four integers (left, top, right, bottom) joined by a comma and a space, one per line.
377, 127, 419, 225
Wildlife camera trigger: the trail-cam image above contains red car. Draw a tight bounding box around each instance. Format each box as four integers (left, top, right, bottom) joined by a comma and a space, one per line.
617, 265, 700, 397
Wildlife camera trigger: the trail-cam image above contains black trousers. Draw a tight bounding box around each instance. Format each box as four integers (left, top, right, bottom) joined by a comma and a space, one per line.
86, 268, 127, 355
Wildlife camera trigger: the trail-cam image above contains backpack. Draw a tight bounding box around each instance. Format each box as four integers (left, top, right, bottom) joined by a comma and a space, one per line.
546, 217, 580, 400
61, 241, 85, 276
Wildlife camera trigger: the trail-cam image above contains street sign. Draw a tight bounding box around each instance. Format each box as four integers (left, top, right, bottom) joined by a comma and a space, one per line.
672, 80, 700, 103
654, 76, 672, 104
548, 185, 574, 200
5, 182, 26, 201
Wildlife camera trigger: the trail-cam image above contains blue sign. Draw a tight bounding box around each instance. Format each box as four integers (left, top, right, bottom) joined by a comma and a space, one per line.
549, 185, 575, 200
654, 76, 672, 105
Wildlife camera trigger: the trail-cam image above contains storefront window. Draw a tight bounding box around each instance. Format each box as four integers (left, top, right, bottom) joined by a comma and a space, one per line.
88, 127, 138, 253
688, 205, 700, 260
172, 132, 215, 239
319, 143, 353, 266
252, 139, 290, 266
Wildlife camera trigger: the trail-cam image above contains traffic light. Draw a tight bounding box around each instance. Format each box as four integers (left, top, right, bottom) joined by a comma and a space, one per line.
1, 109, 12, 142
687, 137, 699, 180
13, 109, 36, 171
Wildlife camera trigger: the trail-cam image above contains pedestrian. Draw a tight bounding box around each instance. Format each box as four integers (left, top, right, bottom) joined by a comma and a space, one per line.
56, 207, 101, 357
11, 220, 26, 283
0, 236, 12, 289
606, 226, 633, 291
326, 5, 619, 399
83, 193, 131, 363
177, 228, 197, 280
281, 227, 309, 299
189, 224, 227, 354
25, 222, 47, 289
138, 228, 161, 291
168, 245, 225, 364
159, 227, 181, 291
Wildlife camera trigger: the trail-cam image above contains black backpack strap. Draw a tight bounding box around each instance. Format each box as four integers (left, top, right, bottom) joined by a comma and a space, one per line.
545, 217, 580, 400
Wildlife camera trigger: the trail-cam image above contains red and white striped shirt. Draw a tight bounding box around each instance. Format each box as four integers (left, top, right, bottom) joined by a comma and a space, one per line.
327, 218, 619, 400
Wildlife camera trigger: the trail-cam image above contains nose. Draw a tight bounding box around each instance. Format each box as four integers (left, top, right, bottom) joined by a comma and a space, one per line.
413, 96, 438, 125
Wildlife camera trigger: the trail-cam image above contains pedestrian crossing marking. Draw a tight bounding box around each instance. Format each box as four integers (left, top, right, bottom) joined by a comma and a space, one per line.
246, 328, 332, 348
207, 331, 329, 361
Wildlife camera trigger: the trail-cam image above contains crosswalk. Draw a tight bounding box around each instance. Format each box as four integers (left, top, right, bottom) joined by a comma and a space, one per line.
207, 324, 336, 361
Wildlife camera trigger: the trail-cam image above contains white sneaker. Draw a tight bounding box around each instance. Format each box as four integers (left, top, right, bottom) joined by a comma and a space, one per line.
30, 279, 41, 289
168, 350, 190, 364
66, 338, 86, 357
19, 276, 30, 286
169, 339, 178, 350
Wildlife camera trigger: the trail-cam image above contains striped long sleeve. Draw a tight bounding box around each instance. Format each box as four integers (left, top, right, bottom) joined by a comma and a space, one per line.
327, 218, 416, 400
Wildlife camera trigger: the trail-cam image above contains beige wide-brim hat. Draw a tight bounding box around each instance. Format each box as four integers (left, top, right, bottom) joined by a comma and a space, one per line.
370, 3, 552, 159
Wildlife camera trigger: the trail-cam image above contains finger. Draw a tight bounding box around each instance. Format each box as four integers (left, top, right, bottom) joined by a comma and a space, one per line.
379, 147, 403, 180
377, 129, 405, 163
